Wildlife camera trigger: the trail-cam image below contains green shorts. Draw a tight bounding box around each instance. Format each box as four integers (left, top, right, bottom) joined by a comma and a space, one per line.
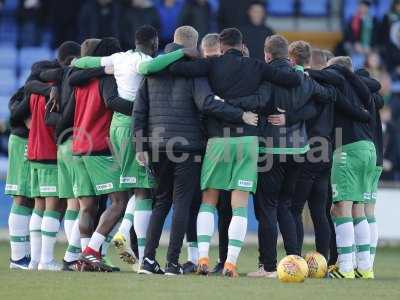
78, 155, 125, 196
110, 125, 154, 189
5, 135, 31, 197
331, 141, 376, 203
366, 166, 382, 204
57, 139, 75, 199
71, 155, 96, 197
30, 162, 58, 198
201, 136, 259, 193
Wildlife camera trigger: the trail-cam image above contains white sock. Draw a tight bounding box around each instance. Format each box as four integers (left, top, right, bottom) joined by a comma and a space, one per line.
88, 232, 105, 252
40, 210, 61, 264
226, 207, 248, 266
335, 217, 355, 273
101, 221, 120, 256
29, 209, 43, 263
119, 195, 135, 239
81, 237, 90, 250
64, 219, 81, 263
187, 241, 199, 264
64, 210, 79, 243
9, 204, 31, 261
354, 217, 371, 271
197, 203, 216, 260
134, 198, 152, 263
367, 216, 378, 267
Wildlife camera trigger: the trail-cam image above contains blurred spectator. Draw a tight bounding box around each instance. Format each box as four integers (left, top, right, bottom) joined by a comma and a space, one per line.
365, 51, 392, 101
120, 0, 160, 50
16, 0, 49, 47
156, 0, 183, 47
49, 0, 81, 48
381, 0, 400, 76
78, 0, 121, 43
380, 0, 400, 46
380, 105, 400, 181
218, 0, 254, 30
178, 0, 213, 41
241, 1, 274, 60
343, 0, 379, 69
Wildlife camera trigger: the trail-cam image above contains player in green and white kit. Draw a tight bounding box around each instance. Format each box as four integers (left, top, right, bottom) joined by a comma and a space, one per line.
74, 25, 189, 266
6, 88, 33, 269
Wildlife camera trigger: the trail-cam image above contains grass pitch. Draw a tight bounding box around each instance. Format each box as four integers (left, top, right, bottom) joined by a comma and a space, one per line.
0, 242, 399, 300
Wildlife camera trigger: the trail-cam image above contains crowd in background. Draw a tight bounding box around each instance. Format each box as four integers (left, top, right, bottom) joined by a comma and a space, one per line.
1, 0, 400, 181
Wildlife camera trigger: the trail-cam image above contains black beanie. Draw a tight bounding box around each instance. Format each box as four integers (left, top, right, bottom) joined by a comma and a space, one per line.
94, 37, 122, 57
58, 41, 81, 66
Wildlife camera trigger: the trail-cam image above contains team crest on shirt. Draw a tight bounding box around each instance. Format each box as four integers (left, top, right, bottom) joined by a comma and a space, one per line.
96, 183, 114, 191
120, 177, 137, 184
238, 180, 253, 188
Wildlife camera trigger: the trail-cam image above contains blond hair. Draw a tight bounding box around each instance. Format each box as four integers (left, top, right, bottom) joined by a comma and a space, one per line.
174, 26, 199, 48
328, 56, 353, 71
289, 40, 312, 66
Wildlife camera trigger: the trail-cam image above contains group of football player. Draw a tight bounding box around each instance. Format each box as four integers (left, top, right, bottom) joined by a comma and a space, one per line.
6, 24, 382, 279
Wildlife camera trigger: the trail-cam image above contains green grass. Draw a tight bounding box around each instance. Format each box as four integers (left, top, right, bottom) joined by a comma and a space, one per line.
0, 242, 399, 300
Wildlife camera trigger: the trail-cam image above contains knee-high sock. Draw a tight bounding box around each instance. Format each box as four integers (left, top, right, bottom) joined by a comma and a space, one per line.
187, 241, 199, 264
335, 217, 355, 273
88, 232, 106, 252
101, 221, 120, 256
29, 209, 43, 263
134, 198, 152, 263
64, 210, 79, 243
226, 207, 248, 266
81, 237, 90, 250
64, 219, 81, 262
354, 217, 371, 271
197, 203, 216, 260
119, 195, 135, 240
367, 216, 378, 267
9, 204, 31, 261
41, 210, 61, 264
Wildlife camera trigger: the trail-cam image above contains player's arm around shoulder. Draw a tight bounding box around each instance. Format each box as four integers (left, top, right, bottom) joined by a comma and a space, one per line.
137, 49, 186, 76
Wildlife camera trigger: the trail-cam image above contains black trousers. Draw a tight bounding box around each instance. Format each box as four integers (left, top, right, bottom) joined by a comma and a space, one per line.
326, 185, 338, 265
144, 152, 201, 264
254, 155, 301, 272
185, 191, 201, 244
216, 191, 232, 263
291, 161, 332, 259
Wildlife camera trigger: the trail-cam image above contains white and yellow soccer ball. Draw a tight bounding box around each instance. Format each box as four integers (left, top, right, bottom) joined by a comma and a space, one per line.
304, 251, 328, 278
277, 255, 308, 283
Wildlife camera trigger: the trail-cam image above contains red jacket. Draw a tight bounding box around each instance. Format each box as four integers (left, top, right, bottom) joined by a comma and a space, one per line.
27, 93, 57, 161
72, 79, 113, 155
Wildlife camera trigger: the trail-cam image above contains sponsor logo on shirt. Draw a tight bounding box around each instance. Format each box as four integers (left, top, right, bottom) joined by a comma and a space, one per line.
238, 180, 253, 188
40, 186, 57, 193
120, 177, 137, 184
96, 183, 114, 191
5, 184, 18, 191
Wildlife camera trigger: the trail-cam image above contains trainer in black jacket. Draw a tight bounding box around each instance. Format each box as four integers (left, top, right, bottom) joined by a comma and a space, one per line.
133, 41, 253, 269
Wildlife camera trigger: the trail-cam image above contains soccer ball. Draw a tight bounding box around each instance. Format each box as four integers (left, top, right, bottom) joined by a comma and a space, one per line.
277, 255, 308, 283
286, 255, 309, 277
304, 251, 328, 278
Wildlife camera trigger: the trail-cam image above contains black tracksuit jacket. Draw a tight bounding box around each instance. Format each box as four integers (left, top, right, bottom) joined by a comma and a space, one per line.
169, 48, 302, 138
307, 65, 373, 148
